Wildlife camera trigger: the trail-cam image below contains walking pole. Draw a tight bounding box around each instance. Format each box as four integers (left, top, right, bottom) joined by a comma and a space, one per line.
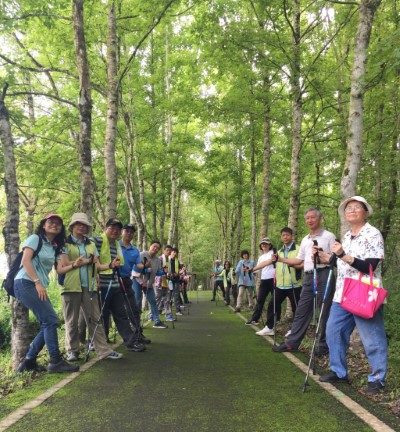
302, 261, 334, 392
116, 268, 142, 331
84, 272, 114, 362
312, 240, 318, 326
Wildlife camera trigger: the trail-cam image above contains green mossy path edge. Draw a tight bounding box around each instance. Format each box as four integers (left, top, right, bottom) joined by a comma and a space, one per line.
1, 292, 399, 432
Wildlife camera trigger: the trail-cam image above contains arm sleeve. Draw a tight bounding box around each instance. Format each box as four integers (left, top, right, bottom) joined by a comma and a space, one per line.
351, 258, 380, 274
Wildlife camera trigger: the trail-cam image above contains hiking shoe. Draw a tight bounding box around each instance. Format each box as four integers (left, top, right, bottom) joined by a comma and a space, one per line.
245, 320, 259, 326
140, 335, 152, 344
66, 353, 79, 362
17, 357, 46, 373
256, 327, 274, 336
126, 342, 146, 352
234, 307, 241, 313
48, 358, 79, 373
366, 381, 384, 394
153, 321, 167, 329
106, 351, 123, 360
315, 346, 329, 357
272, 343, 297, 353
319, 373, 349, 384
285, 329, 292, 337
176, 311, 183, 316
166, 316, 176, 322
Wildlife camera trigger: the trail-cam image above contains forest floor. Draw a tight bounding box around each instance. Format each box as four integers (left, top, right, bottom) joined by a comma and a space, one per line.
0, 291, 399, 432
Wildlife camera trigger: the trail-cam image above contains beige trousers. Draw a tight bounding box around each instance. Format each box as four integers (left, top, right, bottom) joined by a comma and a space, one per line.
62, 289, 112, 358
236, 286, 255, 309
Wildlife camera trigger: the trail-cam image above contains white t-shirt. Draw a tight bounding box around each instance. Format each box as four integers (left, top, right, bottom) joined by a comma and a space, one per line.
255, 251, 275, 280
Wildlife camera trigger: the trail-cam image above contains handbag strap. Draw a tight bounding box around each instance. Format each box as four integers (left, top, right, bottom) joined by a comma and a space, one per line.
357, 264, 374, 286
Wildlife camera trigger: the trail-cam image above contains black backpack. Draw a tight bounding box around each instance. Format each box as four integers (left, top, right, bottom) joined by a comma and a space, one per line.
2, 235, 43, 300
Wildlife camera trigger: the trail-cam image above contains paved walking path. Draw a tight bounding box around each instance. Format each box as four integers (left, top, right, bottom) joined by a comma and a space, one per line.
2, 293, 398, 432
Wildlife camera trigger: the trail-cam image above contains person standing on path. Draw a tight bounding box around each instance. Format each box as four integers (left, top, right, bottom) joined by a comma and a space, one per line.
256, 228, 303, 336
217, 261, 237, 306
119, 224, 151, 344
14, 214, 79, 373
272, 208, 335, 354
93, 218, 145, 352
318, 196, 387, 395
234, 250, 255, 313
211, 259, 224, 301
58, 213, 123, 361
245, 238, 275, 326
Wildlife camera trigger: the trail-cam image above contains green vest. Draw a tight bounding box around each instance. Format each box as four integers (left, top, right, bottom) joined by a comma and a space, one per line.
98, 233, 125, 274
276, 243, 303, 288
62, 240, 98, 294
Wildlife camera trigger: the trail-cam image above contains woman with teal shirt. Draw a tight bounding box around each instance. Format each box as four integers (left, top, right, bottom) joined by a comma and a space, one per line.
14, 214, 79, 374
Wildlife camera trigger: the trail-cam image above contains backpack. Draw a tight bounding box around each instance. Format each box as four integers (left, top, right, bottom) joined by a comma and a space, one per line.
2, 235, 43, 300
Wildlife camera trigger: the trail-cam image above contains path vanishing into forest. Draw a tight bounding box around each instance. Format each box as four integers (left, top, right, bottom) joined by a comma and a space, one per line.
1, 292, 399, 432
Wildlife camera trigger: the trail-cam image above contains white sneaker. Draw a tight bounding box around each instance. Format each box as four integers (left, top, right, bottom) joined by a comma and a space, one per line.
256, 327, 274, 336
285, 329, 292, 337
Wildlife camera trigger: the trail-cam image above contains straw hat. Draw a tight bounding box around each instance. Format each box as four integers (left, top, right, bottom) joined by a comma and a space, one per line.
338, 196, 373, 218
68, 212, 92, 230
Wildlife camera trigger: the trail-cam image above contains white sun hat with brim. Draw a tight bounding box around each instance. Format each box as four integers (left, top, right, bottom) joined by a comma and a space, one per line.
68, 212, 92, 230
338, 196, 373, 218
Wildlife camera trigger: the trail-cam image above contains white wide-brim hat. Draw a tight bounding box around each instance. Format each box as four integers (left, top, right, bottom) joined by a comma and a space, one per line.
338, 196, 373, 218
68, 212, 92, 230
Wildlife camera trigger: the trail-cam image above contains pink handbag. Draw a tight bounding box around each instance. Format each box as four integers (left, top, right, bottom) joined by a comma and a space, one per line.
340, 265, 387, 319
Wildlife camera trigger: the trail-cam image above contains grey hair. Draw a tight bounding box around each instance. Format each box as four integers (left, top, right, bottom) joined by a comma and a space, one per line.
304, 207, 323, 218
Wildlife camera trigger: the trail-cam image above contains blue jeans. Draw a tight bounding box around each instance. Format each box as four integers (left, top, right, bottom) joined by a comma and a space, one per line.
14, 278, 60, 360
326, 302, 387, 384
132, 279, 160, 323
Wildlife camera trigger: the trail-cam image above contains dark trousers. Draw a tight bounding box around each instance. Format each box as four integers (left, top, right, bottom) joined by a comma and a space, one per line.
99, 285, 139, 346
225, 282, 237, 305
212, 279, 225, 299
266, 287, 302, 329
286, 269, 334, 350
121, 276, 143, 332
251, 278, 274, 321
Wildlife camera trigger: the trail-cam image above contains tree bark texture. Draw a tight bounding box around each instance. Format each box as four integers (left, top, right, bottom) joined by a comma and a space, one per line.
104, 0, 119, 219
73, 0, 94, 219
0, 84, 29, 368
260, 86, 271, 238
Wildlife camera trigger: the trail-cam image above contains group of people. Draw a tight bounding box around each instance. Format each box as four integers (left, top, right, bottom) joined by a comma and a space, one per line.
14, 213, 190, 374
212, 196, 386, 395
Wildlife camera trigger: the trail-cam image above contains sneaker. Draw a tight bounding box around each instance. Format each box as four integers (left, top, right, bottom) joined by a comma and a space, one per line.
319, 373, 349, 384
285, 329, 292, 337
245, 320, 259, 326
66, 353, 79, 362
166, 315, 176, 322
153, 321, 167, 329
126, 342, 146, 352
17, 357, 46, 373
176, 311, 183, 316
272, 343, 297, 353
366, 381, 384, 394
106, 351, 123, 360
48, 358, 79, 373
256, 327, 274, 336
315, 346, 329, 357
89, 342, 95, 351
234, 307, 241, 313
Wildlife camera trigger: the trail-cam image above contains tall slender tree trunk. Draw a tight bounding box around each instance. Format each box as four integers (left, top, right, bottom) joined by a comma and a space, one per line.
249, 129, 257, 260
287, 0, 302, 235
260, 79, 271, 238
73, 0, 94, 219
0, 84, 28, 369
104, 0, 119, 219
340, 0, 382, 202
235, 153, 243, 263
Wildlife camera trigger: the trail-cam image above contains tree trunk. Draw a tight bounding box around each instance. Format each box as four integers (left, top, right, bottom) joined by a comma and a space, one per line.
250, 130, 257, 260
73, 0, 94, 219
104, 0, 119, 219
0, 84, 29, 369
260, 79, 271, 238
340, 0, 382, 205
287, 0, 302, 235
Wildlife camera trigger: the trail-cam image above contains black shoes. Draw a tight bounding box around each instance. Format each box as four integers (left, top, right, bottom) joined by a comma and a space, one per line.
245, 320, 259, 326
319, 373, 349, 384
272, 343, 298, 353
140, 334, 151, 344
126, 341, 146, 352
17, 357, 46, 373
315, 346, 329, 357
48, 358, 79, 373
366, 381, 384, 394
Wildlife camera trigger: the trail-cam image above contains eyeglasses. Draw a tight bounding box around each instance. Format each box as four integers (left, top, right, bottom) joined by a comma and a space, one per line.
344, 205, 364, 213
46, 219, 62, 227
